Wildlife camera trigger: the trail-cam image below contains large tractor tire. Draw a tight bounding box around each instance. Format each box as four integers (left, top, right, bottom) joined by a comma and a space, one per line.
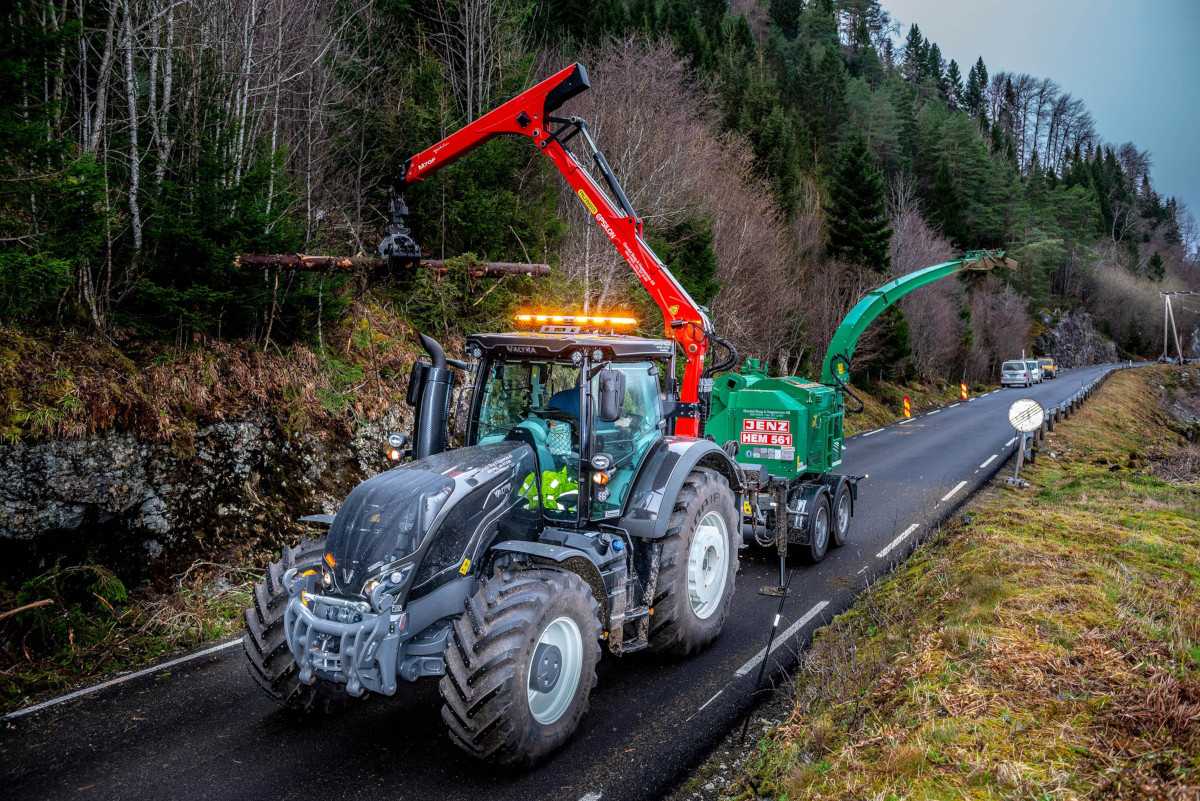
440, 566, 601, 767
648, 467, 739, 656
243, 536, 349, 714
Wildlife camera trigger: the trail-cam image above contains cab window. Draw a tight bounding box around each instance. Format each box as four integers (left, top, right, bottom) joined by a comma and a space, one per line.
475, 360, 581, 523
590, 361, 663, 519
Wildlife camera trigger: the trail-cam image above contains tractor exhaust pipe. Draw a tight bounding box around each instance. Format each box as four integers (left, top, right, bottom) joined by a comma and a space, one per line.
413, 333, 453, 459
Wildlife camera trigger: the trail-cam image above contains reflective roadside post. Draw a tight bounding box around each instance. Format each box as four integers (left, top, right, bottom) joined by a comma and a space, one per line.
1006, 398, 1044, 488
961, 383, 968, 401
903, 396, 911, 418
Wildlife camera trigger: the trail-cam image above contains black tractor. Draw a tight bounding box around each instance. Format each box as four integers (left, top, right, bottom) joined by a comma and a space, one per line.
243, 330, 743, 765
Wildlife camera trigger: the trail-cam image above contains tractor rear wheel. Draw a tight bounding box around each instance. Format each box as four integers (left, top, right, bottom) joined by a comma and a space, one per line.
830, 482, 852, 548
648, 467, 739, 656
243, 536, 349, 714
440, 566, 601, 767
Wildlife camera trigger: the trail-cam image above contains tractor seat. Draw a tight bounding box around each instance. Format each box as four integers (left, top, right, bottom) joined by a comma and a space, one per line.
503, 420, 555, 473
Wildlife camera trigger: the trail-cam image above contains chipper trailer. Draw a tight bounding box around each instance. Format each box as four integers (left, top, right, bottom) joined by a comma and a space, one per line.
241, 62, 1015, 766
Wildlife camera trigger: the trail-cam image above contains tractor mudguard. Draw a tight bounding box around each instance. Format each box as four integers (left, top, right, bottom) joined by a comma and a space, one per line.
490, 535, 627, 626
619, 436, 742, 540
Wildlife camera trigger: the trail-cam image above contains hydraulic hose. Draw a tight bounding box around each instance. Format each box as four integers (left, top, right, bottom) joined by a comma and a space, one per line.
698, 331, 738, 438
827, 352, 865, 414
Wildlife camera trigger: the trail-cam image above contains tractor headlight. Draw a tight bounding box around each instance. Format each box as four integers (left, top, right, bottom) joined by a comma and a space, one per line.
322, 567, 332, 587
571, 350, 583, 366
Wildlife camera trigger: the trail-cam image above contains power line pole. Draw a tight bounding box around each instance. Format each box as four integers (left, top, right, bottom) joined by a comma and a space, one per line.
1160, 291, 1200, 363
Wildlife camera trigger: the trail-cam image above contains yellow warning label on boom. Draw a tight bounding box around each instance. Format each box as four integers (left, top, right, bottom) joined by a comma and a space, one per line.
577, 189, 598, 215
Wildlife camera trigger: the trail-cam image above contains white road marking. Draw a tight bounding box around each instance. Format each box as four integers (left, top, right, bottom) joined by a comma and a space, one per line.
941, 480, 968, 502
980, 454, 998, 468
857, 565, 869, 574
578, 793, 603, 801
876, 523, 919, 559
735, 601, 830, 677
697, 689, 723, 713
926, 409, 940, 415
900, 419, 912, 424
3, 638, 242, 721
1005, 437, 1017, 447
949, 403, 961, 408
863, 428, 883, 436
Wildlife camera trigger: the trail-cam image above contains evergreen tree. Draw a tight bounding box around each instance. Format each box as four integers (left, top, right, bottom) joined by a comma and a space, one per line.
926, 42, 945, 98
930, 158, 967, 246
946, 59, 963, 109
964, 62, 983, 115
902, 24, 927, 83
1146, 251, 1166, 281
769, 0, 803, 38
826, 129, 892, 271
973, 57, 988, 104
804, 0, 840, 47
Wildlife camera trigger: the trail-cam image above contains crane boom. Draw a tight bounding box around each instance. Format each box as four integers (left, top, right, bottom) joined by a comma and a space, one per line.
389, 63, 714, 436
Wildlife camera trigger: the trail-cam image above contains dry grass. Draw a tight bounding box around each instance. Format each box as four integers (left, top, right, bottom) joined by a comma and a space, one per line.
844, 378, 994, 436
0, 559, 254, 711
0, 297, 429, 444
735, 367, 1200, 800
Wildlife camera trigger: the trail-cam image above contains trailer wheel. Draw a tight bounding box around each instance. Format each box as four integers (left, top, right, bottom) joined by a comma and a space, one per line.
830, 482, 852, 548
440, 566, 600, 767
797, 491, 831, 564
242, 536, 349, 714
648, 467, 739, 656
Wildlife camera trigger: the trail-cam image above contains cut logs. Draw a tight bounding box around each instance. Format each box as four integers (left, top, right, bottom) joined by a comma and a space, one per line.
234, 253, 550, 277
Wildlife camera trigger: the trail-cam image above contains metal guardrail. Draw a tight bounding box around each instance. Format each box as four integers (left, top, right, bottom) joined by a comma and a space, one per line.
1041, 361, 1136, 428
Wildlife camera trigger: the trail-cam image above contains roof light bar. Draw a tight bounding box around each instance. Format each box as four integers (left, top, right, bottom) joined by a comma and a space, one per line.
515, 314, 637, 326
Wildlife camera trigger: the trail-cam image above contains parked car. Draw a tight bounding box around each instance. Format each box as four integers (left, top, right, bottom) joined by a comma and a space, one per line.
1025, 359, 1043, 383
1038, 357, 1057, 378
1002, 360, 1036, 387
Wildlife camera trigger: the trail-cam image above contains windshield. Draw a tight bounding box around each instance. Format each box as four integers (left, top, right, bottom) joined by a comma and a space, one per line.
475, 360, 583, 523
1002, 361, 1025, 371
1039, 359, 1052, 366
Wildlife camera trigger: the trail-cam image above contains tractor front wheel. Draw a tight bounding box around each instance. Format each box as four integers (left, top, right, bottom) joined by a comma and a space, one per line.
648, 467, 739, 656
440, 566, 601, 767
242, 536, 349, 714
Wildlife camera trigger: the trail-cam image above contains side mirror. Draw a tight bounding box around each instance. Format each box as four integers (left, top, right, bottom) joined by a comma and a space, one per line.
597, 369, 626, 423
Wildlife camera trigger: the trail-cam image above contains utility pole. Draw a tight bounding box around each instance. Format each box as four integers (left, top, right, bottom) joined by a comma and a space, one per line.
1160, 291, 1200, 363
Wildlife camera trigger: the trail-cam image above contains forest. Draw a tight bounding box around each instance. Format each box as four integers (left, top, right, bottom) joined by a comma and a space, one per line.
2, 0, 1197, 393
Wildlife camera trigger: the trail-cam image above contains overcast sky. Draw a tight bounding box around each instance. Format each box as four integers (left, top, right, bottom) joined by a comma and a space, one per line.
883, 0, 1200, 230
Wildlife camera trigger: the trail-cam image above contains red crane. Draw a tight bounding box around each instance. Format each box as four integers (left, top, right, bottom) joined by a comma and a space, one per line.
383, 63, 735, 438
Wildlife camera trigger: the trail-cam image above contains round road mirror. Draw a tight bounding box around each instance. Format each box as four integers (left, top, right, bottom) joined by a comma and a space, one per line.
1008, 399, 1045, 433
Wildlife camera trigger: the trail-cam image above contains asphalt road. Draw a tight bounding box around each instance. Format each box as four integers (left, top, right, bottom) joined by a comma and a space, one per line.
0, 363, 1122, 801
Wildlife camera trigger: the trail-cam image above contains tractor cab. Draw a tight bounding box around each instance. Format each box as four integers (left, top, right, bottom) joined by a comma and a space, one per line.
466, 331, 676, 527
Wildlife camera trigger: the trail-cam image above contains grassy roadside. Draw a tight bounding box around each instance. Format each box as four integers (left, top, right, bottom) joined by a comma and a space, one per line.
727, 366, 1200, 799
843, 378, 994, 437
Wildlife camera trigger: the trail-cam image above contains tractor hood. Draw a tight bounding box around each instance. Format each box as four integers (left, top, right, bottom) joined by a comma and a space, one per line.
323, 442, 540, 603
